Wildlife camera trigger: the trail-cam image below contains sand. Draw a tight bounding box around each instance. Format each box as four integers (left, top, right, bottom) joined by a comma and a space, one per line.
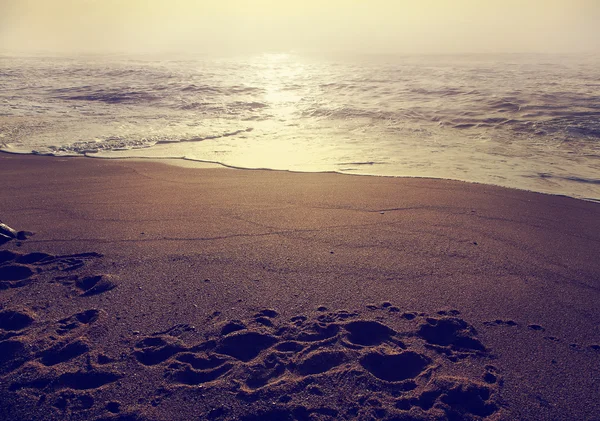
0, 153, 599, 421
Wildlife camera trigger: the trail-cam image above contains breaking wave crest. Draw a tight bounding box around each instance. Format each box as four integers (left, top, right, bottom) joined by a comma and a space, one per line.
24, 128, 255, 156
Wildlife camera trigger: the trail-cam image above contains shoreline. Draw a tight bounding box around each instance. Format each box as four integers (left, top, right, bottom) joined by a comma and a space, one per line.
2, 149, 598, 204
1, 153, 599, 420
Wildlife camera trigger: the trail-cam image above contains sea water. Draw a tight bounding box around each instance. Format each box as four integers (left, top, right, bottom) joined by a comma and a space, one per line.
1, 52, 598, 200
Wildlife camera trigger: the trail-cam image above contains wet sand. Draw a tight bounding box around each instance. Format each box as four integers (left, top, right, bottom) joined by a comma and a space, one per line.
0, 153, 599, 421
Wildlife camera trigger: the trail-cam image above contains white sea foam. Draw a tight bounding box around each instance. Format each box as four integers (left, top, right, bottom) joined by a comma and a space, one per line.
0, 52, 599, 200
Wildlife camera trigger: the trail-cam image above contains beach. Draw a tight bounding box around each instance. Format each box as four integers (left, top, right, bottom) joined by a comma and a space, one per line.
0, 153, 599, 420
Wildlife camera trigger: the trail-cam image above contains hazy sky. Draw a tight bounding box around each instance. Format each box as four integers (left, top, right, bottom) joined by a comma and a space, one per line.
1, 0, 599, 54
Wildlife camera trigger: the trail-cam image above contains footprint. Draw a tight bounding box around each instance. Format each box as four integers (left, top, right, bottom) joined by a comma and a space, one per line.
316, 313, 337, 323
275, 341, 305, 353
0, 252, 105, 290
528, 324, 545, 332
394, 376, 499, 417
294, 350, 348, 376
0, 264, 33, 282
256, 309, 279, 318
296, 323, 339, 342
37, 252, 102, 273
56, 370, 122, 390
360, 351, 431, 382
437, 310, 461, 316
215, 331, 277, 362
434, 377, 499, 417
290, 315, 307, 325
175, 353, 230, 370
255, 317, 274, 327
221, 320, 246, 336
10, 368, 121, 392
56, 310, 99, 331
0, 309, 35, 331
344, 320, 396, 346
0, 339, 30, 373
134, 336, 187, 366
98, 354, 115, 365
52, 391, 94, 411
334, 310, 357, 320
56, 310, 100, 334
0, 250, 17, 265
244, 362, 286, 388
76, 275, 117, 296
39, 339, 90, 366
170, 363, 234, 385
58, 307, 501, 421
418, 317, 486, 352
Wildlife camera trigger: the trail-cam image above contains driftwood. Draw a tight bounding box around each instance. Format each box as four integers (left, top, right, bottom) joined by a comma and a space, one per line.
0, 221, 31, 243
0, 221, 18, 239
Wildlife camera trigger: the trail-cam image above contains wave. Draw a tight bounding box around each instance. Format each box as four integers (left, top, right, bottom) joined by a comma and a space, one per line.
55, 89, 158, 104
179, 84, 263, 94
527, 173, 600, 185
302, 106, 399, 121
180, 84, 221, 93
155, 128, 253, 144
301, 97, 600, 140
337, 161, 385, 166
409, 87, 477, 97
177, 102, 269, 117
15, 128, 255, 156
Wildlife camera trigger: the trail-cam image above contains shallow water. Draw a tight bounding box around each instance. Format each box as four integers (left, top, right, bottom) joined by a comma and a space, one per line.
1, 52, 599, 200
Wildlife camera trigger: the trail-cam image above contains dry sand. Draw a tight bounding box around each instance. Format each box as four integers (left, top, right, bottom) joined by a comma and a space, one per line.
0, 153, 599, 421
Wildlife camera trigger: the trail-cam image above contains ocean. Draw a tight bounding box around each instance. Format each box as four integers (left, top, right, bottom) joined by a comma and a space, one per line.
1, 52, 599, 200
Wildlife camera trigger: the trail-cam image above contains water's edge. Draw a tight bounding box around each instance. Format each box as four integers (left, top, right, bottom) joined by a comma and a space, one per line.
3, 149, 598, 204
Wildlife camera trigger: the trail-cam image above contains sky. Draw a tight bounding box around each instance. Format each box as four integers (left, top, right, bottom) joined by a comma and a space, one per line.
1, 0, 599, 54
